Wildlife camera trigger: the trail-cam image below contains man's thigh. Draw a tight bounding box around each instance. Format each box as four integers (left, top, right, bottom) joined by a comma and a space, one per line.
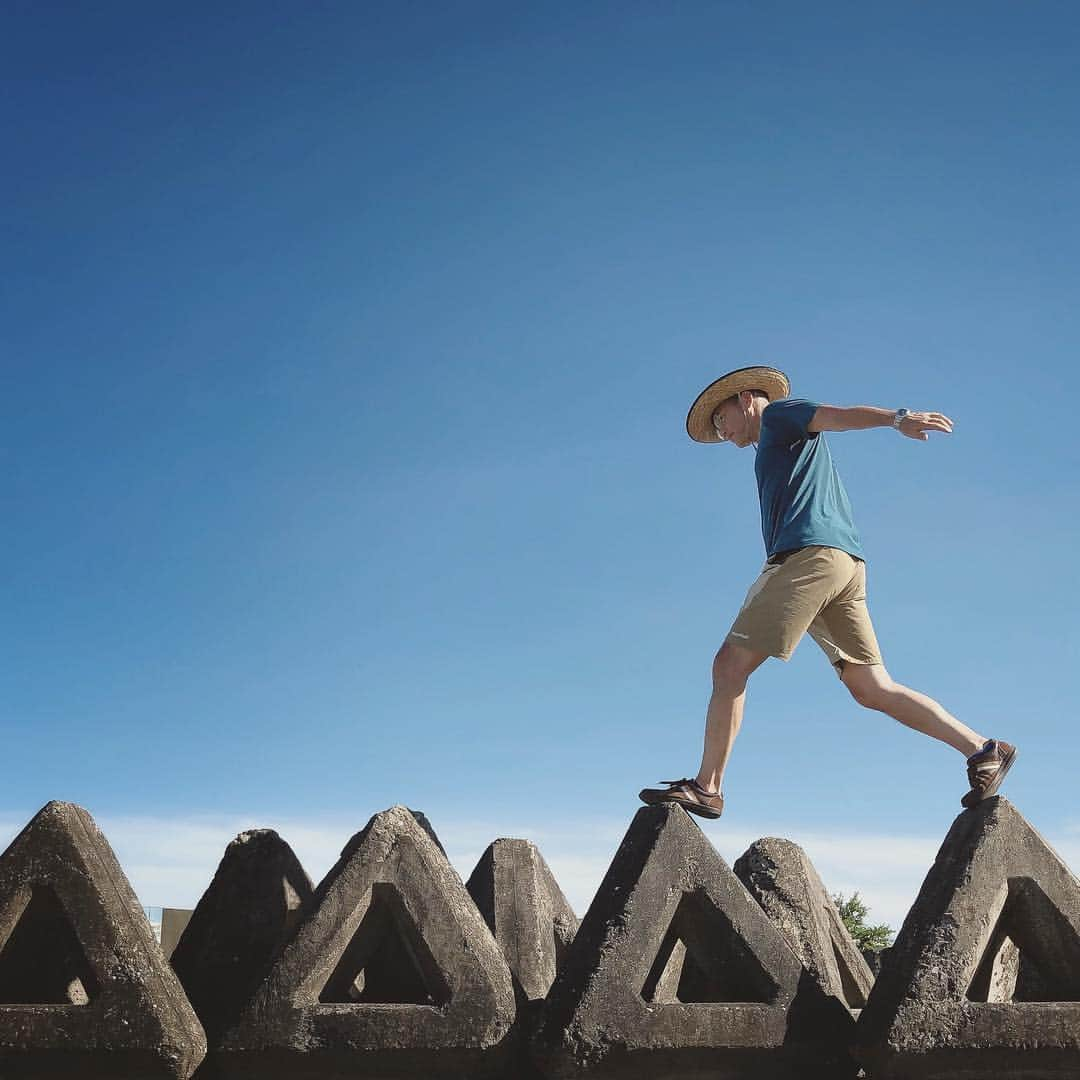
725, 546, 852, 661
807, 558, 884, 679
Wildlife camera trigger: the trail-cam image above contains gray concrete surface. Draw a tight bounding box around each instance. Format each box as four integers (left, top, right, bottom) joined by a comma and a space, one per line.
532, 804, 856, 1079
735, 836, 874, 1011
855, 796, 1080, 1079
466, 838, 578, 1003
170, 829, 313, 1048
218, 805, 516, 1079
0, 801, 206, 1079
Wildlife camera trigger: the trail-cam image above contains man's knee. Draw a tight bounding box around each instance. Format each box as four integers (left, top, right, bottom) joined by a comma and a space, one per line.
842, 662, 894, 708
713, 639, 769, 687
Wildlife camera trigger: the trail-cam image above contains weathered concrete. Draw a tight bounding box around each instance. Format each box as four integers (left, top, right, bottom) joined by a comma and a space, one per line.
532, 804, 856, 1080
855, 796, 1080, 1079
862, 947, 887, 977
734, 836, 874, 1011
466, 838, 578, 1003
218, 805, 516, 1079
170, 829, 313, 1048
405, 810, 446, 856
0, 801, 206, 1079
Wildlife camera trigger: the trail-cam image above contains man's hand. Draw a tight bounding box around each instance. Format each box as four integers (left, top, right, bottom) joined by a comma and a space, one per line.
899, 411, 953, 441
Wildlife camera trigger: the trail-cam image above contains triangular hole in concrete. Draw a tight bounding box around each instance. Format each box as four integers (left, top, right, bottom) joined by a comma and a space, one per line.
966, 878, 1080, 1003
640, 889, 780, 1004
318, 882, 450, 1006
0, 886, 101, 1005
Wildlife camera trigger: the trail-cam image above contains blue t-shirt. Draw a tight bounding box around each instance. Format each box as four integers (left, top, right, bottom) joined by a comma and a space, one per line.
754, 398, 865, 562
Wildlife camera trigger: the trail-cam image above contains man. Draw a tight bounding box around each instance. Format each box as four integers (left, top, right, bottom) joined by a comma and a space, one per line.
639, 365, 1016, 820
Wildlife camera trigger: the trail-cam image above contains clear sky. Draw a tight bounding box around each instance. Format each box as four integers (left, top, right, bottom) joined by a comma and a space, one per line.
4, 2, 1079, 930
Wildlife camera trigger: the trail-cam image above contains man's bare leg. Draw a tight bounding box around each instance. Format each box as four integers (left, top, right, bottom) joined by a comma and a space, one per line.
841, 663, 986, 755
695, 641, 771, 794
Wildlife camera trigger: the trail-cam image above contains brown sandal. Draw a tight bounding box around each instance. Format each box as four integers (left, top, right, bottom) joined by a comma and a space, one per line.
961, 739, 1018, 808
638, 777, 724, 819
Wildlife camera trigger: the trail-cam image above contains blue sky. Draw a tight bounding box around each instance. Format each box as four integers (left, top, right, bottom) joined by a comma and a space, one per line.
4, 2, 1078, 929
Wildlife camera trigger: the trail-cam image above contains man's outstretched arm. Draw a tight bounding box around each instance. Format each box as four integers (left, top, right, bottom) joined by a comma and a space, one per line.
807, 405, 953, 441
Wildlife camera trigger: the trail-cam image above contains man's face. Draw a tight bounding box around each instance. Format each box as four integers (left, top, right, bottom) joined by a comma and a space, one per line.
714, 395, 753, 447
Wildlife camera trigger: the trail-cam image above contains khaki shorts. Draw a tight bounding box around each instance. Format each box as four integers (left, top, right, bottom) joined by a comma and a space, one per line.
725, 545, 883, 678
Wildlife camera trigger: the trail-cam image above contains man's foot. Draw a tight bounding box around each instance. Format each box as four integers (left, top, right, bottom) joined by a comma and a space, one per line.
638, 777, 724, 819
961, 739, 1018, 808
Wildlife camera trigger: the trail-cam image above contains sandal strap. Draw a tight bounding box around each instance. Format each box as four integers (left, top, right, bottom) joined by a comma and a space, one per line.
660, 777, 719, 797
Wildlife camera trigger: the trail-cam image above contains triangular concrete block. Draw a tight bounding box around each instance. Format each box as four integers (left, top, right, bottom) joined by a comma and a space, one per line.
170, 829, 314, 1047
855, 797, 1080, 1078
532, 805, 855, 1080
466, 838, 579, 1002
219, 805, 516, 1079
0, 801, 206, 1078
734, 837, 874, 1012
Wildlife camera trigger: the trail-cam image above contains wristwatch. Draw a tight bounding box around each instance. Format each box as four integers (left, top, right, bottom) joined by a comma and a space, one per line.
893, 408, 909, 430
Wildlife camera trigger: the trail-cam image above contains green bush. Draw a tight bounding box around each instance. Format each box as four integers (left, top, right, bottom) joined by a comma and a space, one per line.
831, 891, 893, 952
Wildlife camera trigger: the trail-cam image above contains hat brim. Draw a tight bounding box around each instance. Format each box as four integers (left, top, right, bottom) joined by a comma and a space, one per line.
686, 366, 791, 443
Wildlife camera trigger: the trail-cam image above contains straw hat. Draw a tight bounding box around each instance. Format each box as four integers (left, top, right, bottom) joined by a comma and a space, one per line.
685, 365, 790, 443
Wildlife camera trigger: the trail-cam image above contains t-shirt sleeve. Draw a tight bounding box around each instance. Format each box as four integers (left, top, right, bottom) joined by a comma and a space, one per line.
762, 398, 821, 441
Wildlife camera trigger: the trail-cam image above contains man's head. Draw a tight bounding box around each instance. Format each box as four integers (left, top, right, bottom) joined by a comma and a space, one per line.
711, 389, 769, 447
685, 366, 789, 445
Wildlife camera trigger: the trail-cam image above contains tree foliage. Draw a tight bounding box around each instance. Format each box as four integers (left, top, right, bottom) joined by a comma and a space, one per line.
831, 890, 893, 952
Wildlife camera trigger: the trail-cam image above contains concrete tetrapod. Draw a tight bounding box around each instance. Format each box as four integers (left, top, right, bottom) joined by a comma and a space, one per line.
466, 838, 579, 1004
734, 837, 874, 1012
0, 801, 207, 1079
218, 805, 516, 1080
855, 796, 1080, 1079
170, 829, 314, 1051
532, 804, 856, 1080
